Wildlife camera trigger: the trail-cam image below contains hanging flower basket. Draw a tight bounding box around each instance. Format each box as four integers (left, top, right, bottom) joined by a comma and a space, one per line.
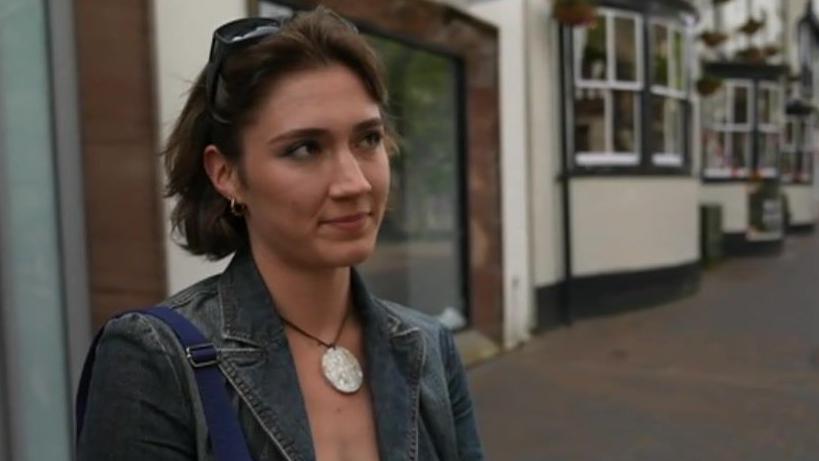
714, 0, 732, 5
738, 17, 765, 35
762, 45, 780, 58
699, 31, 728, 48
552, 0, 599, 27
736, 46, 766, 63
696, 75, 724, 96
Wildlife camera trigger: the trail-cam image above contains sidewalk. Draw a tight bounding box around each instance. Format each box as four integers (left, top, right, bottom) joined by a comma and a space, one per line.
469, 232, 819, 461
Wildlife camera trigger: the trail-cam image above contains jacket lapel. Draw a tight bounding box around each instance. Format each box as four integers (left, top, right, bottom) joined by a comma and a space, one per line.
353, 271, 426, 461
216, 250, 315, 461
212, 251, 427, 461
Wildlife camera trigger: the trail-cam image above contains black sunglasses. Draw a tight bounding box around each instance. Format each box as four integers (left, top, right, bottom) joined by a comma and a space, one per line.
205, 17, 284, 124
205, 12, 359, 125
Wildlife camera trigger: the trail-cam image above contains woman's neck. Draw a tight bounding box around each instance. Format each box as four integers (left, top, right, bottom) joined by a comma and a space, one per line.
250, 244, 352, 340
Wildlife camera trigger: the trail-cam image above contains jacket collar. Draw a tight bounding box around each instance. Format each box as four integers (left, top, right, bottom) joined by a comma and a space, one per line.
215, 249, 425, 461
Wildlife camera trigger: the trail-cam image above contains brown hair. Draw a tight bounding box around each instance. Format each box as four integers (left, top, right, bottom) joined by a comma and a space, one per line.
162, 7, 394, 260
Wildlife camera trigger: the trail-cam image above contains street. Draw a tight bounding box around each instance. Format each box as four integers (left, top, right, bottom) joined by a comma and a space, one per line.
470, 232, 819, 460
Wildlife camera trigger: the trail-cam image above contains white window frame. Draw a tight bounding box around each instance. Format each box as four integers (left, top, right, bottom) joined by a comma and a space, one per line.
573, 8, 643, 167
781, 116, 798, 183
703, 80, 753, 178
757, 82, 783, 178
649, 19, 690, 167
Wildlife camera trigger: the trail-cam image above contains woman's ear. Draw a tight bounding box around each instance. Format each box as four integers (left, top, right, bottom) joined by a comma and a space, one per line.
203, 145, 243, 202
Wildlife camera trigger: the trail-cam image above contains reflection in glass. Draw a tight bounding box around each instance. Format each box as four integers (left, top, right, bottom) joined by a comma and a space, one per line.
652, 24, 669, 87
672, 29, 685, 90
731, 132, 749, 169
612, 91, 637, 152
578, 15, 608, 81
704, 87, 728, 126
614, 16, 637, 82
574, 88, 607, 152
361, 35, 465, 325
733, 86, 749, 125
651, 96, 684, 154
757, 133, 780, 170
703, 129, 729, 169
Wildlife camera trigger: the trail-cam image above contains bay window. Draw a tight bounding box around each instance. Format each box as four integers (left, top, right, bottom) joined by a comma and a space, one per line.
574, 10, 642, 166
702, 81, 753, 178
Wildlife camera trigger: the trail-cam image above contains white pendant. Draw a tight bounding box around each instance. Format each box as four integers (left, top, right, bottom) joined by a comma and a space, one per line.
321, 346, 363, 394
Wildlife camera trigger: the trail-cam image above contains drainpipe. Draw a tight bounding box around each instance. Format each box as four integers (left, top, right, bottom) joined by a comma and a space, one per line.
557, 24, 574, 325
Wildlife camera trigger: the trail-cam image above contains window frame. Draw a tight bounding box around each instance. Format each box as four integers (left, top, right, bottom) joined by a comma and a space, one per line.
572, 8, 644, 167
756, 82, 783, 178
649, 18, 690, 167
702, 80, 754, 179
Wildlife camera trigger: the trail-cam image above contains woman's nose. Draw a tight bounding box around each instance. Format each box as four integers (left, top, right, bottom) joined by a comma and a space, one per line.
328, 149, 372, 198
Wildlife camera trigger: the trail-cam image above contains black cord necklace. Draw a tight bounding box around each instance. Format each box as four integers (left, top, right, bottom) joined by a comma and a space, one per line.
279, 308, 363, 394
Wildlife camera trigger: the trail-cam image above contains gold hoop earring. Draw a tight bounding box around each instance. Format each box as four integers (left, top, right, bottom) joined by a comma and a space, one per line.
229, 198, 245, 217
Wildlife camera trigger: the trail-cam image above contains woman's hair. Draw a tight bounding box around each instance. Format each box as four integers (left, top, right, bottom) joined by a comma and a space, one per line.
163, 7, 395, 260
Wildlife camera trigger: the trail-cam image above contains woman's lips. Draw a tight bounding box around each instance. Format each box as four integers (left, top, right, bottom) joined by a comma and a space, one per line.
321, 213, 370, 231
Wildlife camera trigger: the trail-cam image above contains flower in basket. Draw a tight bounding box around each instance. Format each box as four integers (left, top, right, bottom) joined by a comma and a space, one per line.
696, 75, 724, 96
738, 17, 765, 36
699, 31, 728, 48
552, 0, 599, 27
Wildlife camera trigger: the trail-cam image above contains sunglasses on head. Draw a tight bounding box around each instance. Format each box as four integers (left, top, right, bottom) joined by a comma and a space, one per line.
205, 12, 359, 125
205, 17, 284, 125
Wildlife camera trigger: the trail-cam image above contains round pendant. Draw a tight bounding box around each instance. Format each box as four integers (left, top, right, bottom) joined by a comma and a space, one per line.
321, 346, 363, 394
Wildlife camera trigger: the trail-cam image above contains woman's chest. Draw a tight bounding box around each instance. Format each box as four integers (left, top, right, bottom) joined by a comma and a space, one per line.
289, 339, 380, 461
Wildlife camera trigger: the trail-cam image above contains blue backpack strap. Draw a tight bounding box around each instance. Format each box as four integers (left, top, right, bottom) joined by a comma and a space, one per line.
75, 307, 255, 461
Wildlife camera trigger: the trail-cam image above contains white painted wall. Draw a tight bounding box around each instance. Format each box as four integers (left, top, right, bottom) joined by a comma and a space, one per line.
784, 184, 818, 224
571, 178, 700, 276
469, 0, 534, 348
151, 0, 247, 294
701, 183, 749, 233
525, 0, 565, 289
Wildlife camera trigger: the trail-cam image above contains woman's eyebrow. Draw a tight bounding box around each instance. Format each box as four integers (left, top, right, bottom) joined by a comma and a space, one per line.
266, 117, 384, 145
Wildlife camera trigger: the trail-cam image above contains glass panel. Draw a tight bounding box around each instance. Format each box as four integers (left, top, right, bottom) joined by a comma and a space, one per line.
785, 120, 795, 147
704, 86, 728, 126
731, 132, 750, 170
652, 24, 669, 87
758, 88, 771, 125
574, 87, 607, 152
782, 152, 795, 178
0, 0, 72, 459
733, 85, 749, 125
614, 16, 638, 82
651, 96, 684, 154
612, 90, 637, 152
578, 15, 608, 81
361, 35, 465, 327
757, 133, 780, 170
703, 129, 730, 169
672, 29, 685, 91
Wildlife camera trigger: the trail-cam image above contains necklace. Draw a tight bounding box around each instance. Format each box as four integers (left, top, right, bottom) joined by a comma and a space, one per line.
280, 308, 363, 394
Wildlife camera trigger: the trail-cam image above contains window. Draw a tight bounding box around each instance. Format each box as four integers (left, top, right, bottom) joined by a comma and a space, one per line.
702, 81, 753, 178
650, 20, 688, 167
573, 10, 643, 166
358, 34, 468, 329
781, 117, 798, 182
756, 83, 782, 178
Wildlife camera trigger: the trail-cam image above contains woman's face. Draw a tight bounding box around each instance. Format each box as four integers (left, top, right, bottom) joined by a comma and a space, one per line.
207, 64, 390, 270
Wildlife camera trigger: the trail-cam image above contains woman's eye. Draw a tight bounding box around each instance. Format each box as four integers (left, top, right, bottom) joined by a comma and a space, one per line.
358, 131, 383, 150
283, 140, 321, 159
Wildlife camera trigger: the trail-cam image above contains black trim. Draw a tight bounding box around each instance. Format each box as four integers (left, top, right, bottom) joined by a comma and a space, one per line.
723, 232, 784, 256
598, 0, 698, 20
788, 223, 816, 234
535, 261, 700, 327
703, 62, 787, 81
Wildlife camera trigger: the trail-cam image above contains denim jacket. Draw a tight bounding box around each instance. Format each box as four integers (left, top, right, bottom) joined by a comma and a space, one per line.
77, 249, 484, 461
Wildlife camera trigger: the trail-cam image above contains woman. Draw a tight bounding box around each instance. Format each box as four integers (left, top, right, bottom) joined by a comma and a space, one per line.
77, 7, 484, 461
